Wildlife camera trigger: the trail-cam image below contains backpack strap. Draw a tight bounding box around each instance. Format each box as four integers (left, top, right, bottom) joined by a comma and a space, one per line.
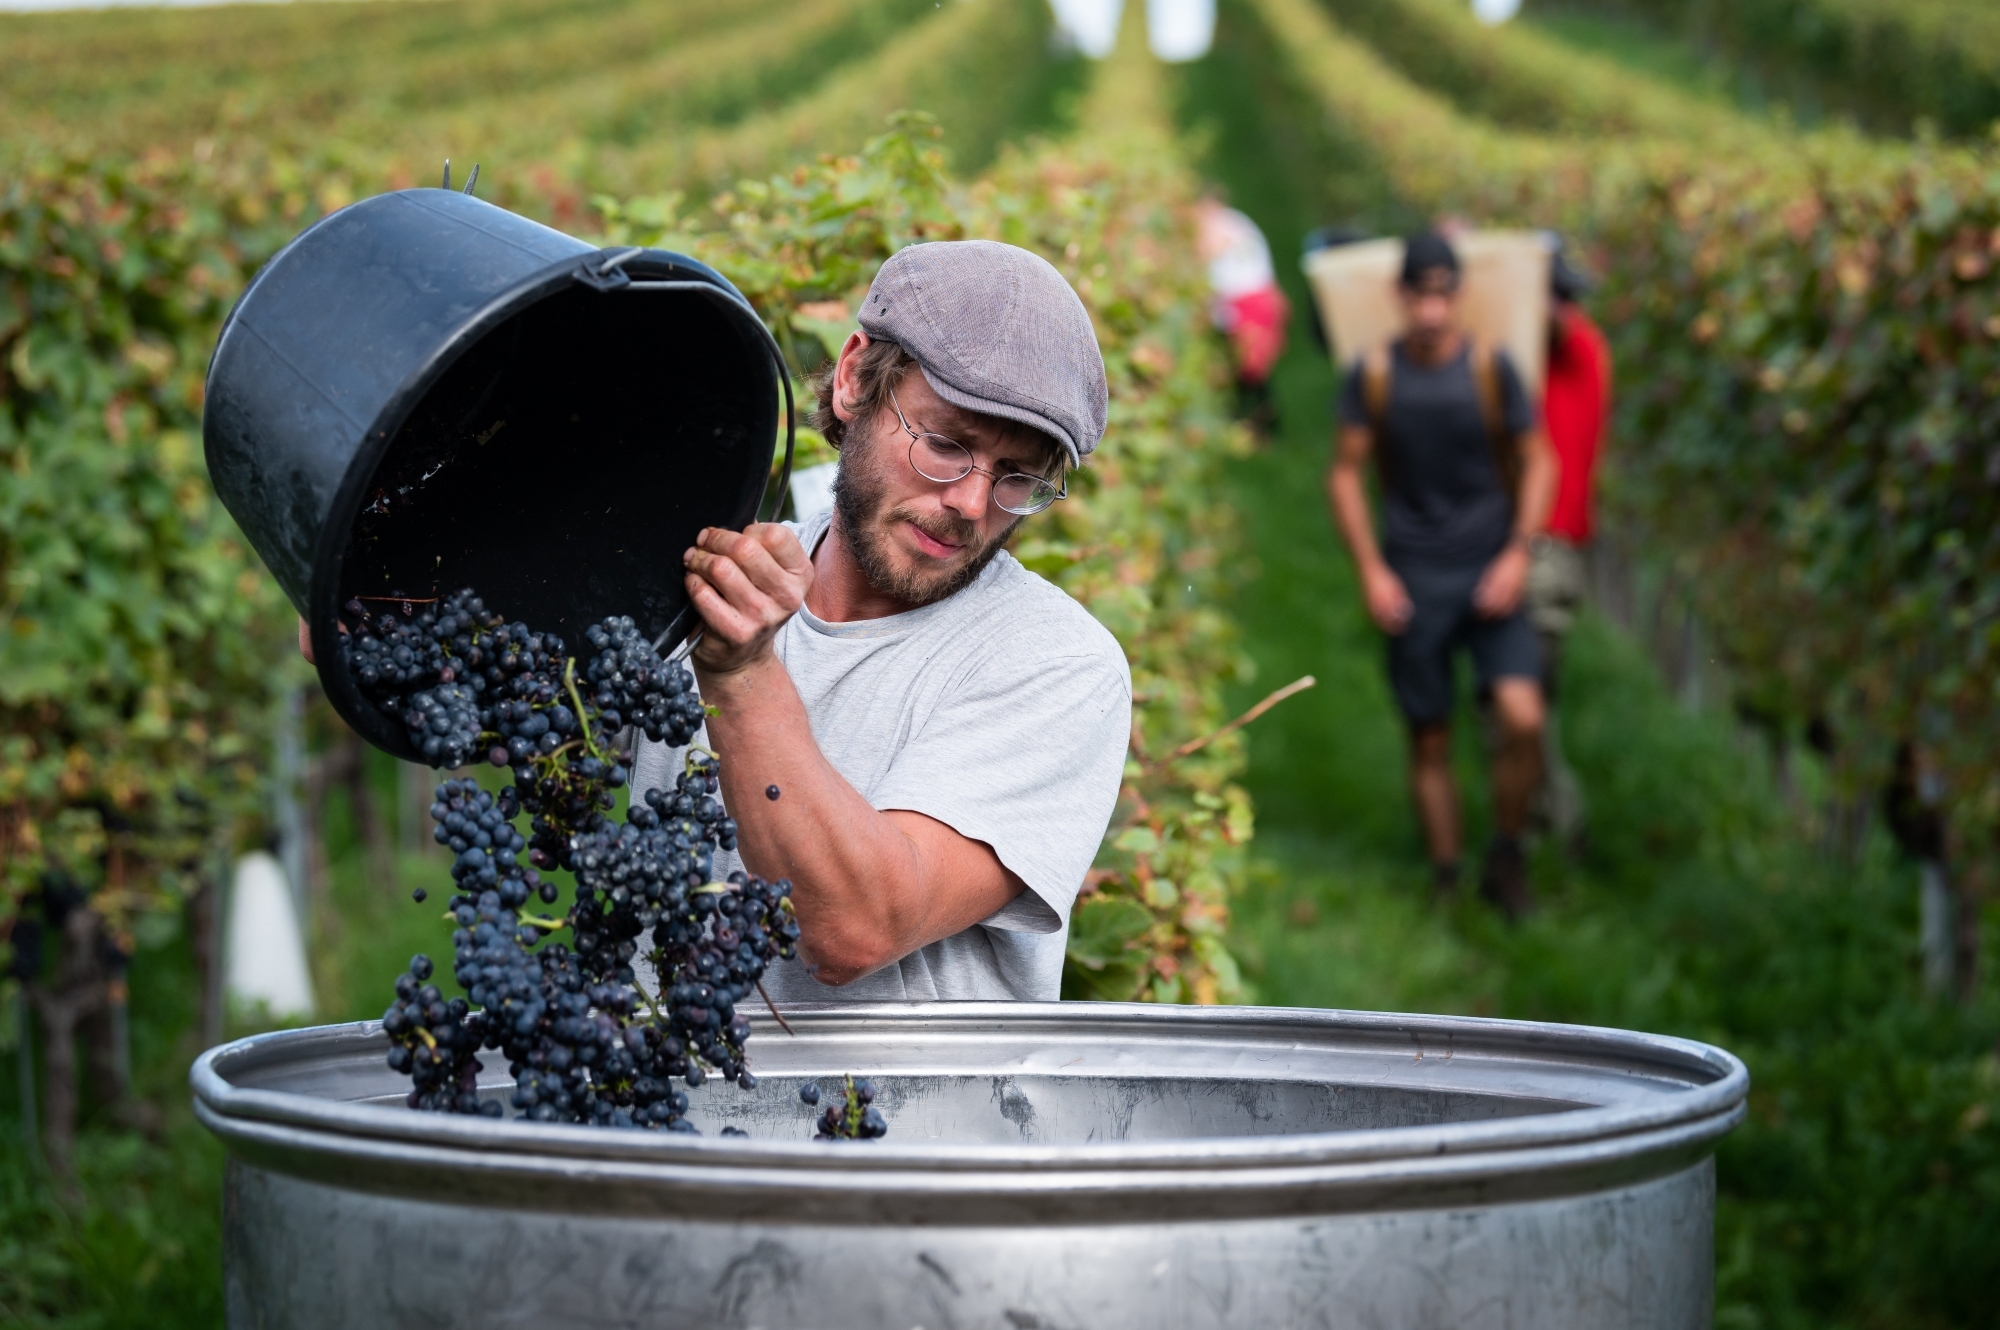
1361, 344, 1392, 436
1468, 338, 1522, 493
1360, 344, 1394, 487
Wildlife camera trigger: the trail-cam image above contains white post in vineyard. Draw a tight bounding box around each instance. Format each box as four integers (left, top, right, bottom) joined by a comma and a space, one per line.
274, 684, 310, 928
1047, 0, 1123, 57
225, 852, 318, 1023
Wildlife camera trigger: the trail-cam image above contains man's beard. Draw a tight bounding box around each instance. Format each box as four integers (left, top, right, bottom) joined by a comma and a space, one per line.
831, 432, 1020, 609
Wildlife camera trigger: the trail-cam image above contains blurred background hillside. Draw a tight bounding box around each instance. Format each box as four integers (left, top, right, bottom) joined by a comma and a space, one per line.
2, 1, 1997, 1327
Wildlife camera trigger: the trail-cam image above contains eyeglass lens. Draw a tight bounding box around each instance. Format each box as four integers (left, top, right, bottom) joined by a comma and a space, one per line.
910, 435, 1058, 515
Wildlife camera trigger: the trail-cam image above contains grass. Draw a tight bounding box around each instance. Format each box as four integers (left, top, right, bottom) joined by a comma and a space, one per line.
0, 737, 449, 1328
1177, 3, 2000, 1324
2, 928, 224, 1328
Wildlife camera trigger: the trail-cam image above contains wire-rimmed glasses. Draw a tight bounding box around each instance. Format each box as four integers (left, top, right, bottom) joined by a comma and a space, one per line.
889, 388, 1067, 516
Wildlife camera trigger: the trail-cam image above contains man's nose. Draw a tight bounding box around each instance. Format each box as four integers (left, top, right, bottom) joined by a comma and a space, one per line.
936, 467, 993, 519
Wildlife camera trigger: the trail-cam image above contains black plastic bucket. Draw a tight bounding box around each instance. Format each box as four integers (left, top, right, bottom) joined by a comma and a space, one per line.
203, 187, 791, 761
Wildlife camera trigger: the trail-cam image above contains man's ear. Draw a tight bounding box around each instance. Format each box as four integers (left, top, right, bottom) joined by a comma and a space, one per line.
828, 331, 872, 424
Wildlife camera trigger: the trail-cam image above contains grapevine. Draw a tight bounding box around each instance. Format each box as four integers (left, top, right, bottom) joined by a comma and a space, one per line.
344, 588, 805, 1129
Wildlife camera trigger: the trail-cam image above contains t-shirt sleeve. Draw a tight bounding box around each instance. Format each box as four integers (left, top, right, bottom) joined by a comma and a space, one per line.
867, 644, 1132, 936
1336, 359, 1369, 427
1497, 350, 1535, 437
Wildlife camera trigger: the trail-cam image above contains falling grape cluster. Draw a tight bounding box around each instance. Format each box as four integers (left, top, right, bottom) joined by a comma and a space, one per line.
801, 1075, 889, 1141
343, 588, 808, 1132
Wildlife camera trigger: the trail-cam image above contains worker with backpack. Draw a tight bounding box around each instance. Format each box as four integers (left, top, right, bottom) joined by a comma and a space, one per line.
1325, 230, 1558, 917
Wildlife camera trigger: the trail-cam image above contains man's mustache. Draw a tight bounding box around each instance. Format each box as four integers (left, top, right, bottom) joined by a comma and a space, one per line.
888, 504, 979, 553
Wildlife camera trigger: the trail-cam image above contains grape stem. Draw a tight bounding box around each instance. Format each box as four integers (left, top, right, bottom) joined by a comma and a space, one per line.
630, 968, 668, 1023
564, 658, 604, 760
755, 979, 795, 1036
514, 910, 568, 931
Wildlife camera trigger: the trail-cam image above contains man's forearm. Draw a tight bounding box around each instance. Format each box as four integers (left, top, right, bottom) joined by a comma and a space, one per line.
1513, 431, 1557, 539
695, 656, 918, 982
694, 655, 1016, 986
1328, 462, 1387, 572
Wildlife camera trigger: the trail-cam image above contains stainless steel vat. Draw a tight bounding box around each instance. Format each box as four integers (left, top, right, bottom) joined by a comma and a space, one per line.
193, 1002, 1745, 1329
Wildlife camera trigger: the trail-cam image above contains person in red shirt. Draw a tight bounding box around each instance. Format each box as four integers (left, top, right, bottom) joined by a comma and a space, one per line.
1525, 239, 1609, 841
1197, 194, 1290, 430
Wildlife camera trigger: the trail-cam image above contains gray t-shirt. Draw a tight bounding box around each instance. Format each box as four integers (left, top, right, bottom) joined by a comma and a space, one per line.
632, 511, 1131, 1002
1338, 342, 1534, 571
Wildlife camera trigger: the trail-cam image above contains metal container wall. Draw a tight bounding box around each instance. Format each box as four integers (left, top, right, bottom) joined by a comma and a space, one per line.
193, 1003, 1746, 1329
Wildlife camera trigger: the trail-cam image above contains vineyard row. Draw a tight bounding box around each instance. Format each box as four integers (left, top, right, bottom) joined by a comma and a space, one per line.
1258, 0, 2000, 853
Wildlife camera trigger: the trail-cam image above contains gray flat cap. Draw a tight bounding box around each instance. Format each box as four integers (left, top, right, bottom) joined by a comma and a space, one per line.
859, 239, 1108, 466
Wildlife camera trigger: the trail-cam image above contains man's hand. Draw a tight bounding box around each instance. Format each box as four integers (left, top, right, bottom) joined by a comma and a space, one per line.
1473, 541, 1530, 618
1361, 561, 1414, 634
298, 616, 315, 664
684, 523, 813, 675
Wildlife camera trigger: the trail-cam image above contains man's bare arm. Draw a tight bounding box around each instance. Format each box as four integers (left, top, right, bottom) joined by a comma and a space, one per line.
1327, 423, 1412, 634
684, 525, 1024, 986
1472, 428, 1558, 617
1512, 427, 1557, 541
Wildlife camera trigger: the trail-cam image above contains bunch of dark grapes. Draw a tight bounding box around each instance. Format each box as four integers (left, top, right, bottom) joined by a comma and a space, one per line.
432, 778, 551, 906
563, 754, 796, 1089
802, 1075, 888, 1141
343, 587, 802, 1132
381, 955, 496, 1115
584, 615, 708, 746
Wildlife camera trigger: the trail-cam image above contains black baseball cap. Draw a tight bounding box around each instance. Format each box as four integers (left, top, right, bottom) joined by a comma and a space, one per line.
1398, 230, 1460, 289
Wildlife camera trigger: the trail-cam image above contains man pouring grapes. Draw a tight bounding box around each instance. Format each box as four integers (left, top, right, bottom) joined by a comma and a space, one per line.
644, 239, 1131, 1002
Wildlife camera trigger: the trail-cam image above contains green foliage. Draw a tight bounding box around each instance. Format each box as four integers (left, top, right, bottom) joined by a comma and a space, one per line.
595, 112, 966, 367
0, 0, 1078, 211
661, 0, 1084, 194
1595, 161, 2000, 819
1529, 0, 2000, 137
1321, 0, 1756, 139
0, 0, 924, 164
0, 0, 800, 149
1516, 9, 1777, 114
0, 155, 301, 960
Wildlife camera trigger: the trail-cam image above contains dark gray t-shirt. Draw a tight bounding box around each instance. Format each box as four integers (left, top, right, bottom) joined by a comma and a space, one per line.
1339, 342, 1533, 571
